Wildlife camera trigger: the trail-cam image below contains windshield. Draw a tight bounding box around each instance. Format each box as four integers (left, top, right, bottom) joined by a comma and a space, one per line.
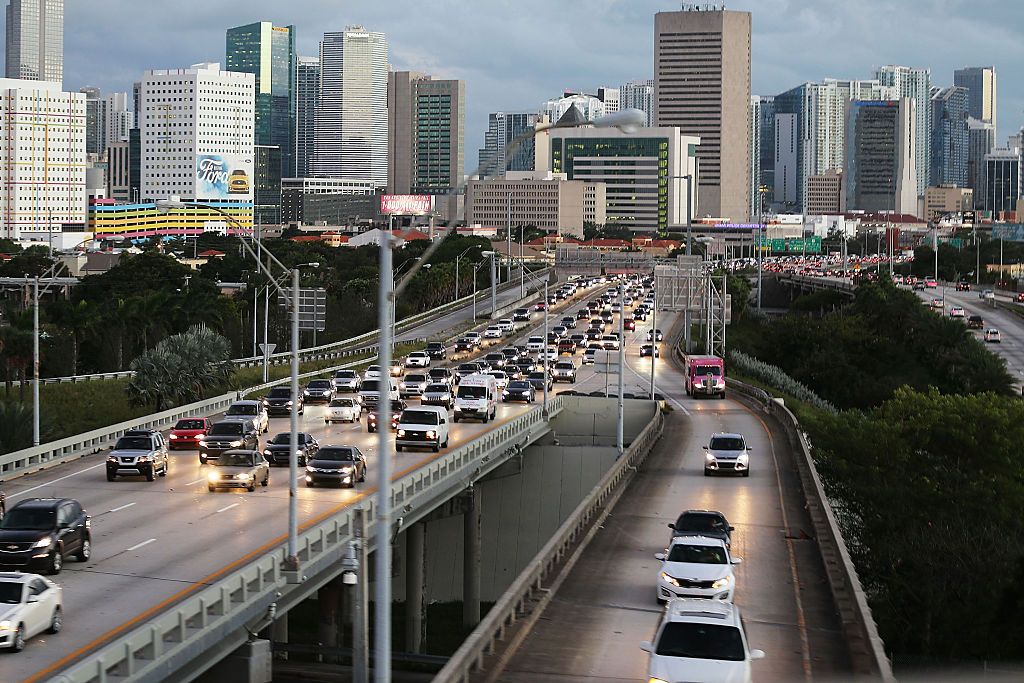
555, 363, 573, 369
401, 410, 440, 425
655, 622, 745, 661
709, 437, 744, 451
114, 436, 152, 450
528, 373, 546, 380
0, 507, 55, 530
667, 544, 727, 564
209, 423, 244, 436
425, 384, 449, 393
0, 581, 22, 604
174, 419, 205, 430
406, 375, 427, 383
427, 342, 443, 349
218, 453, 256, 467
330, 399, 355, 407
508, 382, 530, 390
226, 404, 257, 416
308, 380, 331, 389
267, 388, 291, 398
677, 514, 726, 533
366, 365, 381, 373
458, 365, 478, 373
458, 386, 487, 399
317, 448, 356, 462
270, 433, 294, 445
362, 380, 381, 392
335, 370, 356, 378
694, 365, 722, 377
429, 369, 448, 378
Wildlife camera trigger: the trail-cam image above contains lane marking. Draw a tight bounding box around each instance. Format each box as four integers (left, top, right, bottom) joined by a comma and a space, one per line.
7, 463, 107, 500
107, 502, 136, 513
125, 538, 156, 552
216, 503, 240, 514
186, 478, 206, 486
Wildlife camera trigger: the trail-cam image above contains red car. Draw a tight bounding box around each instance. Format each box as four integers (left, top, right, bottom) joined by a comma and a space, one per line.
534, 301, 547, 311
1016, 293, 1024, 303
624, 319, 636, 331
169, 417, 211, 449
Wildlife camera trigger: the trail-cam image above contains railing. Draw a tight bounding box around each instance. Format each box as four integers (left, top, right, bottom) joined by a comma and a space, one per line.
777, 273, 856, 294
435, 400, 664, 682
47, 395, 569, 683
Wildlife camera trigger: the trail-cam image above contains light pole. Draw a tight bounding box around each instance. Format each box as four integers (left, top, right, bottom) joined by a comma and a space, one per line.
471, 260, 486, 320
454, 246, 478, 301
542, 281, 549, 416
481, 250, 497, 319
616, 282, 624, 457
757, 185, 769, 310
650, 286, 657, 400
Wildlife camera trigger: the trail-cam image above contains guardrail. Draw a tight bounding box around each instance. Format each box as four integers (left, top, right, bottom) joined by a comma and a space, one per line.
435, 401, 664, 683
47, 395, 569, 683
29, 370, 136, 385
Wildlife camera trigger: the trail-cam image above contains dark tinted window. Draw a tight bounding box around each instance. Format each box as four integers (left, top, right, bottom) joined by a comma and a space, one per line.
175, 419, 206, 430
655, 622, 745, 661
425, 384, 449, 393
308, 380, 332, 389
209, 423, 245, 436
666, 544, 727, 564
270, 433, 293, 445
220, 453, 256, 467
318, 448, 356, 462
400, 410, 440, 425
677, 513, 726, 533
267, 387, 291, 398
0, 581, 22, 604
362, 380, 381, 391
1, 505, 56, 530
114, 436, 152, 450
709, 436, 744, 451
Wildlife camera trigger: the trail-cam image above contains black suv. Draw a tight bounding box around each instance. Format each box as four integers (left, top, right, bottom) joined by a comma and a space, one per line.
263, 432, 320, 466
0, 498, 91, 574
106, 429, 169, 481
263, 386, 303, 416
426, 341, 447, 360
668, 509, 734, 549
199, 420, 260, 464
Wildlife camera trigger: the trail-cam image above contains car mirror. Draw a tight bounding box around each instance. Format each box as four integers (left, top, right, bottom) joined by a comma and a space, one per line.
732, 557, 743, 565
746, 447, 753, 452
667, 523, 675, 529
27, 595, 39, 603
728, 526, 735, 531
750, 649, 765, 660
639, 641, 652, 652
654, 552, 666, 561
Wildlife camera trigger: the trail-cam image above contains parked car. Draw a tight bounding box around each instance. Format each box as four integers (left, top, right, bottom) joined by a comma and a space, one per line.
655, 536, 740, 603
0, 572, 63, 651
396, 406, 450, 453
985, 328, 1002, 343
106, 429, 169, 482
703, 433, 751, 477
223, 400, 269, 433
304, 445, 367, 488
168, 417, 211, 450
668, 510, 734, 549
325, 397, 360, 424
421, 383, 454, 409
0, 498, 91, 574
367, 399, 407, 432
199, 420, 260, 464
405, 351, 431, 368
303, 379, 335, 404
207, 450, 269, 492
263, 386, 304, 416
263, 432, 319, 466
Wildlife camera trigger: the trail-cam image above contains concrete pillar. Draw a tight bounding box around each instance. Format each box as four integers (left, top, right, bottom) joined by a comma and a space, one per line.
405, 522, 425, 653
463, 486, 481, 629
317, 579, 342, 661
271, 612, 288, 661
352, 507, 370, 683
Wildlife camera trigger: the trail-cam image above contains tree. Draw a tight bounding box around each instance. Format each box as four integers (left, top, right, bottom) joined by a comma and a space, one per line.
126, 326, 234, 411
0, 399, 35, 453
47, 299, 97, 376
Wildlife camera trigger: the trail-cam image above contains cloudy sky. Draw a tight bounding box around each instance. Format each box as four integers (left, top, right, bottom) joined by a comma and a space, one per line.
60, 0, 1024, 169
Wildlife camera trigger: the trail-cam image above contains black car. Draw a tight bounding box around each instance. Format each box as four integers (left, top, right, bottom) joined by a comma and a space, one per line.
305, 445, 367, 488
668, 509, 734, 549
263, 432, 320, 466
504, 380, 536, 403
426, 341, 447, 360
526, 371, 553, 393
512, 308, 531, 322
515, 359, 536, 375
368, 399, 407, 433
263, 386, 304, 416
483, 352, 506, 369
967, 315, 984, 330
0, 498, 91, 574
199, 420, 260, 464
455, 337, 475, 353
303, 379, 334, 404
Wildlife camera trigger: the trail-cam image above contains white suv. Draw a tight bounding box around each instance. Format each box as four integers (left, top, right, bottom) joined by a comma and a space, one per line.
641, 599, 764, 683
396, 406, 450, 453
526, 336, 545, 353
655, 536, 740, 603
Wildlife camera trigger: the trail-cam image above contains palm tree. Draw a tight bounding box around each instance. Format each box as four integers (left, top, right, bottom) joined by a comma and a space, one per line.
126, 326, 234, 410
47, 299, 97, 376
0, 399, 35, 453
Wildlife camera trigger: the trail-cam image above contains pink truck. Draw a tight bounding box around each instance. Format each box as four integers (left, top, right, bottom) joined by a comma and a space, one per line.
684, 354, 726, 398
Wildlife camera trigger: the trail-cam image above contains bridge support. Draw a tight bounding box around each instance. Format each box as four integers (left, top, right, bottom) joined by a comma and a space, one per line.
352, 507, 370, 683
463, 486, 481, 629
271, 613, 288, 660
317, 578, 343, 661
404, 521, 425, 653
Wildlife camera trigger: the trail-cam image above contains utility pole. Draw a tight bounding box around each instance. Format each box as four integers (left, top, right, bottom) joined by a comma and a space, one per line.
374, 235, 394, 683
542, 281, 549, 416
650, 290, 656, 400
616, 282, 624, 457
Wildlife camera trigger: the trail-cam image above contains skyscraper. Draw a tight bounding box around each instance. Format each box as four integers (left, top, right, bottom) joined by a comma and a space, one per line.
81, 86, 106, 156
655, 7, 751, 220
967, 117, 995, 203
845, 99, 917, 214
750, 95, 775, 215
478, 112, 539, 177
929, 86, 969, 188
106, 92, 133, 144
313, 27, 388, 186
387, 71, 465, 196
294, 55, 319, 177
619, 79, 654, 126
954, 66, 997, 137
226, 22, 296, 178
596, 87, 619, 114
5, 0, 62, 83
875, 65, 931, 195
983, 147, 1020, 215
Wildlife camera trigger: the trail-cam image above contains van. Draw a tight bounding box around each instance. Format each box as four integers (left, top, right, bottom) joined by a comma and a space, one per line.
454, 373, 498, 423
396, 405, 450, 453
358, 377, 399, 411
683, 354, 726, 398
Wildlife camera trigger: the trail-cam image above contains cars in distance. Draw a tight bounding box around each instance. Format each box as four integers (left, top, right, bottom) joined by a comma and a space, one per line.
641, 599, 764, 683
363, 364, 383, 380
684, 355, 726, 398
358, 378, 399, 412
106, 429, 169, 482
198, 420, 260, 464
640, 343, 660, 358
484, 325, 503, 339
655, 536, 740, 603
454, 373, 498, 423
486, 370, 510, 392
367, 399, 406, 433
421, 383, 454, 409
223, 400, 269, 433
704, 433, 751, 477
399, 373, 429, 399
980, 289, 995, 300
396, 406, 450, 453
669, 510, 734, 549
263, 432, 319, 466
0, 572, 63, 651
503, 380, 536, 403
325, 397, 360, 424
526, 336, 545, 353
0, 498, 91, 575
949, 306, 966, 318
426, 341, 447, 360
207, 450, 270, 492
169, 417, 211, 449
263, 386, 303, 416
552, 360, 577, 383
512, 308, 531, 322
305, 445, 367, 488
956, 281, 971, 291
332, 369, 361, 393
405, 351, 431, 368
925, 278, 938, 288
1016, 292, 1024, 304
985, 328, 1002, 343
929, 298, 943, 309
527, 371, 553, 393
967, 315, 984, 329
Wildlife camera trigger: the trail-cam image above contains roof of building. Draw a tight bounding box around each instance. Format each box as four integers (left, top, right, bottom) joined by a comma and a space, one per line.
198, 249, 225, 257
394, 229, 431, 241
843, 212, 925, 224
289, 235, 322, 242
582, 238, 631, 248
556, 104, 589, 127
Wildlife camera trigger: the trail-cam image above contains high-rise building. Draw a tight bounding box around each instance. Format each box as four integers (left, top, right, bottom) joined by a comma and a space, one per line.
923, 185, 973, 220
5, 0, 63, 83
106, 92, 132, 144
387, 71, 465, 196
954, 66, 996, 137
254, 145, 281, 225
929, 86, 969, 188
313, 27, 388, 186
106, 140, 130, 201
806, 170, 845, 215
81, 86, 106, 156
750, 95, 775, 215
619, 79, 654, 126
773, 112, 798, 211
226, 22, 295, 179
596, 87, 619, 114
983, 147, 1021, 215
478, 112, 539, 177
967, 117, 995, 203
465, 176, 604, 239
541, 93, 605, 123
294, 55, 319, 177
0, 78, 84, 240
875, 65, 931, 195
845, 99, 917, 214
655, 7, 751, 220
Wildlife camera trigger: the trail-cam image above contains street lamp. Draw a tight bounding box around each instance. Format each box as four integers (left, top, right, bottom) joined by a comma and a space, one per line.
480, 250, 497, 319
454, 246, 478, 301
756, 185, 770, 310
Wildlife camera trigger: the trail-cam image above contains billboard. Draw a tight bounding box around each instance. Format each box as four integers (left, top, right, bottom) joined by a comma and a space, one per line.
381, 194, 433, 215
992, 224, 1024, 242
196, 154, 254, 201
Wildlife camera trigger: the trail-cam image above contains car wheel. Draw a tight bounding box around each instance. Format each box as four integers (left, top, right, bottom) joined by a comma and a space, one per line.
160, 460, 168, 476
12, 623, 25, 652
396, 445, 403, 452
453, 416, 459, 423
48, 548, 63, 575
200, 455, 208, 465
325, 419, 330, 424
306, 480, 315, 487
145, 468, 155, 482
432, 442, 440, 453
106, 471, 116, 482
75, 537, 91, 562
48, 606, 63, 634
443, 437, 449, 448
247, 483, 256, 492
742, 470, 750, 477
703, 468, 712, 477
208, 485, 216, 492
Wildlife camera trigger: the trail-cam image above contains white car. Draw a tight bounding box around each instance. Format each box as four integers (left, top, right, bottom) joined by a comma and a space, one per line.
526, 336, 545, 353
464, 331, 482, 345
497, 318, 515, 333
540, 346, 559, 361
949, 306, 966, 318
363, 365, 383, 380
486, 370, 509, 392
0, 572, 63, 652
399, 373, 429, 398
404, 351, 430, 368
483, 326, 503, 339
601, 334, 621, 350
641, 599, 764, 683
325, 397, 360, 424
985, 328, 1002, 343
655, 536, 739, 603
223, 400, 269, 434
929, 298, 943, 309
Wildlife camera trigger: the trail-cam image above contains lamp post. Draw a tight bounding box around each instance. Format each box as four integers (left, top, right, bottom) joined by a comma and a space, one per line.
542, 281, 549, 416
471, 261, 486, 320
454, 246, 478, 301
481, 250, 497, 319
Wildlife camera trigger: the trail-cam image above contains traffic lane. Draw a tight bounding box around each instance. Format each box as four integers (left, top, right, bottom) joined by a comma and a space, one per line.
394, 281, 533, 344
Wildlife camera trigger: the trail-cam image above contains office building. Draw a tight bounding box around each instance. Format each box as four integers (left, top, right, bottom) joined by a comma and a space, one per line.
0, 77, 85, 240
106, 140, 130, 201
254, 145, 281, 225
106, 92, 132, 144
5, 0, 62, 82
929, 86, 969, 188
984, 147, 1021, 215
313, 27, 388, 186
541, 93, 604, 124
387, 71, 465, 196
655, 7, 751, 221
923, 185, 973, 220
875, 65, 931, 195
806, 169, 845, 215
750, 95, 775, 214
619, 79, 654, 126
544, 126, 700, 233
226, 22, 295, 180
294, 55, 319, 177
478, 111, 539, 177
773, 112, 798, 211
465, 175, 605, 239
81, 86, 105, 156
596, 87, 619, 114
139, 63, 255, 227
954, 66, 996, 137
967, 117, 995, 203
845, 99, 917, 214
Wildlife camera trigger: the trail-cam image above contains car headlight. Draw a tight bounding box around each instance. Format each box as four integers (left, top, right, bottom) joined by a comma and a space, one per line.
340, 466, 354, 474
107, 455, 117, 462
169, 434, 178, 439
238, 473, 251, 481
426, 430, 436, 439
264, 449, 272, 456
712, 576, 733, 589
32, 538, 53, 549
705, 452, 716, 463
398, 429, 406, 436
356, 395, 363, 403
454, 405, 462, 412
286, 400, 293, 406
737, 453, 749, 465
137, 455, 153, 462
305, 465, 315, 472
229, 440, 243, 447
208, 472, 221, 482
659, 572, 680, 587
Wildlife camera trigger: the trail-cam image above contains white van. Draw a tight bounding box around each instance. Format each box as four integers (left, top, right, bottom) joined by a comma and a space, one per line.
454, 374, 498, 423
396, 405, 450, 453
357, 377, 399, 412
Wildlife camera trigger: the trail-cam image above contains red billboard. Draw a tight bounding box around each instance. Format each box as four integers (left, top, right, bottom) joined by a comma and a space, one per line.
380, 194, 433, 215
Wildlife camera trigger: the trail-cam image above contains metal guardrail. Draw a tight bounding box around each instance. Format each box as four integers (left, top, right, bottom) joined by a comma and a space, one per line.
47, 394, 569, 683
435, 401, 665, 683
777, 273, 856, 295
28, 370, 136, 385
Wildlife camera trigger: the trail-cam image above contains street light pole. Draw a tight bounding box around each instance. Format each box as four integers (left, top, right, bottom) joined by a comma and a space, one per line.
263, 286, 270, 383
616, 282, 624, 457
650, 290, 656, 400
32, 276, 39, 446
287, 268, 300, 572
374, 235, 394, 683
542, 281, 549, 416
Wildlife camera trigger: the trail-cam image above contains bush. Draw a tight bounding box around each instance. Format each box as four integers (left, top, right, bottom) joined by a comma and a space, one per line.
728, 350, 837, 414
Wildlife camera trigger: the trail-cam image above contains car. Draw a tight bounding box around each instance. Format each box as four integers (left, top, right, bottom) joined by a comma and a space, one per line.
703, 433, 752, 477
540, 346, 559, 361
464, 331, 482, 346
399, 373, 429, 399
551, 360, 577, 383
930, 298, 943, 309
575, 309, 590, 320
956, 281, 971, 291
640, 599, 764, 683
559, 317, 577, 330
585, 329, 602, 342
367, 399, 406, 432
428, 366, 456, 387
421, 383, 455, 409
1016, 293, 1024, 303
497, 318, 515, 333
405, 351, 431, 368
967, 315, 984, 330
624, 318, 636, 331
925, 279, 938, 288
500, 346, 520, 361
363, 364, 383, 380
503, 380, 536, 403
669, 510, 734, 549
454, 337, 475, 353
647, 329, 665, 342
949, 306, 966, 318
332, 369, 361, 393
303, 379, 335, 404
655, 536, 740, 603
227, 169, 250, 194
456, 363, 482, 382
325, 397, 361, 424
601, 334, 621, 350
533, 301, 546, 311
106, 429, 169, 482
484, 325, 503, 340
569, 333, 587, 349
514, 359, 537, 377
358, 377, 399, 411
485, 370, 509, 392
223, 400, 269, 433
633, 309, 648, 321
979, 288, 994, 299
526, 371, 553, 393
0, 498, 91, 574
0, 572, 63, 651
913, 282, 926, 291
263, 386, 304, 416
263, 432, 319, 466
425, 341, 447, 360
304, 445, 367, 488
582, 347, 599, 364
525, 335, 545, 353
396, 405, 450, 453
985, 328, 1002, 343
207, 450, 270, 492
198, 420, 260, 464
557, 338, 576, 355
552, 325, 568, 338
388, 359, 404, 377
512, 308, 531, 322
483, 352, 506, 369
640, 343, 660, 357
168, 417, 211, 450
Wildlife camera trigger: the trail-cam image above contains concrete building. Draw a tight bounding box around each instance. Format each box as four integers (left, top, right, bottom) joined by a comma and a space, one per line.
984, 147, 1021, 215
774, 112, 798, 212
543, 126, 699, 234
845, 99, 917, 214
923, 184, 973, 220
81, 86, 105, 156
654, 7, 751, 221
0, 78, 85, 240
282, 189, 378, 225
139, 63, 255, 227
750, 95, 775, 215
313, 27, 388, 186
106, 92, 132, 144
254, 145, 281, 225
806, 170, 845, 216
967, 117, 995, 203
294, 55, 319, 178
106, 140, 130, 201
954, 66, 997, 137
5, 0, 62, 82
387, 71, 465, 196
875, 65, 931, 196
930, 86, 969, 188
478, 111, 539, 177
464, 174, 605, 239
596, 87, 619, 114
542, 93, 605, 123
619, 79, 654, 126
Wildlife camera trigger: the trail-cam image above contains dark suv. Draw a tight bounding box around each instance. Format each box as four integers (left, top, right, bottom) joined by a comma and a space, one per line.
0, 498, 91, 575
199, 420, 260, 464
263, 386, 303, 416
426, 341, 447, 360
106, 429, 169, 481
263, 432, 320, 466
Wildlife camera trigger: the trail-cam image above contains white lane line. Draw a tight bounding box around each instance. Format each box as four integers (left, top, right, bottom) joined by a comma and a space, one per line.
108, 502, 136, 513
216, 503, 240, 513
186, 478, 206, 486
7, 463, 107, 500
126, 538, 156, 552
